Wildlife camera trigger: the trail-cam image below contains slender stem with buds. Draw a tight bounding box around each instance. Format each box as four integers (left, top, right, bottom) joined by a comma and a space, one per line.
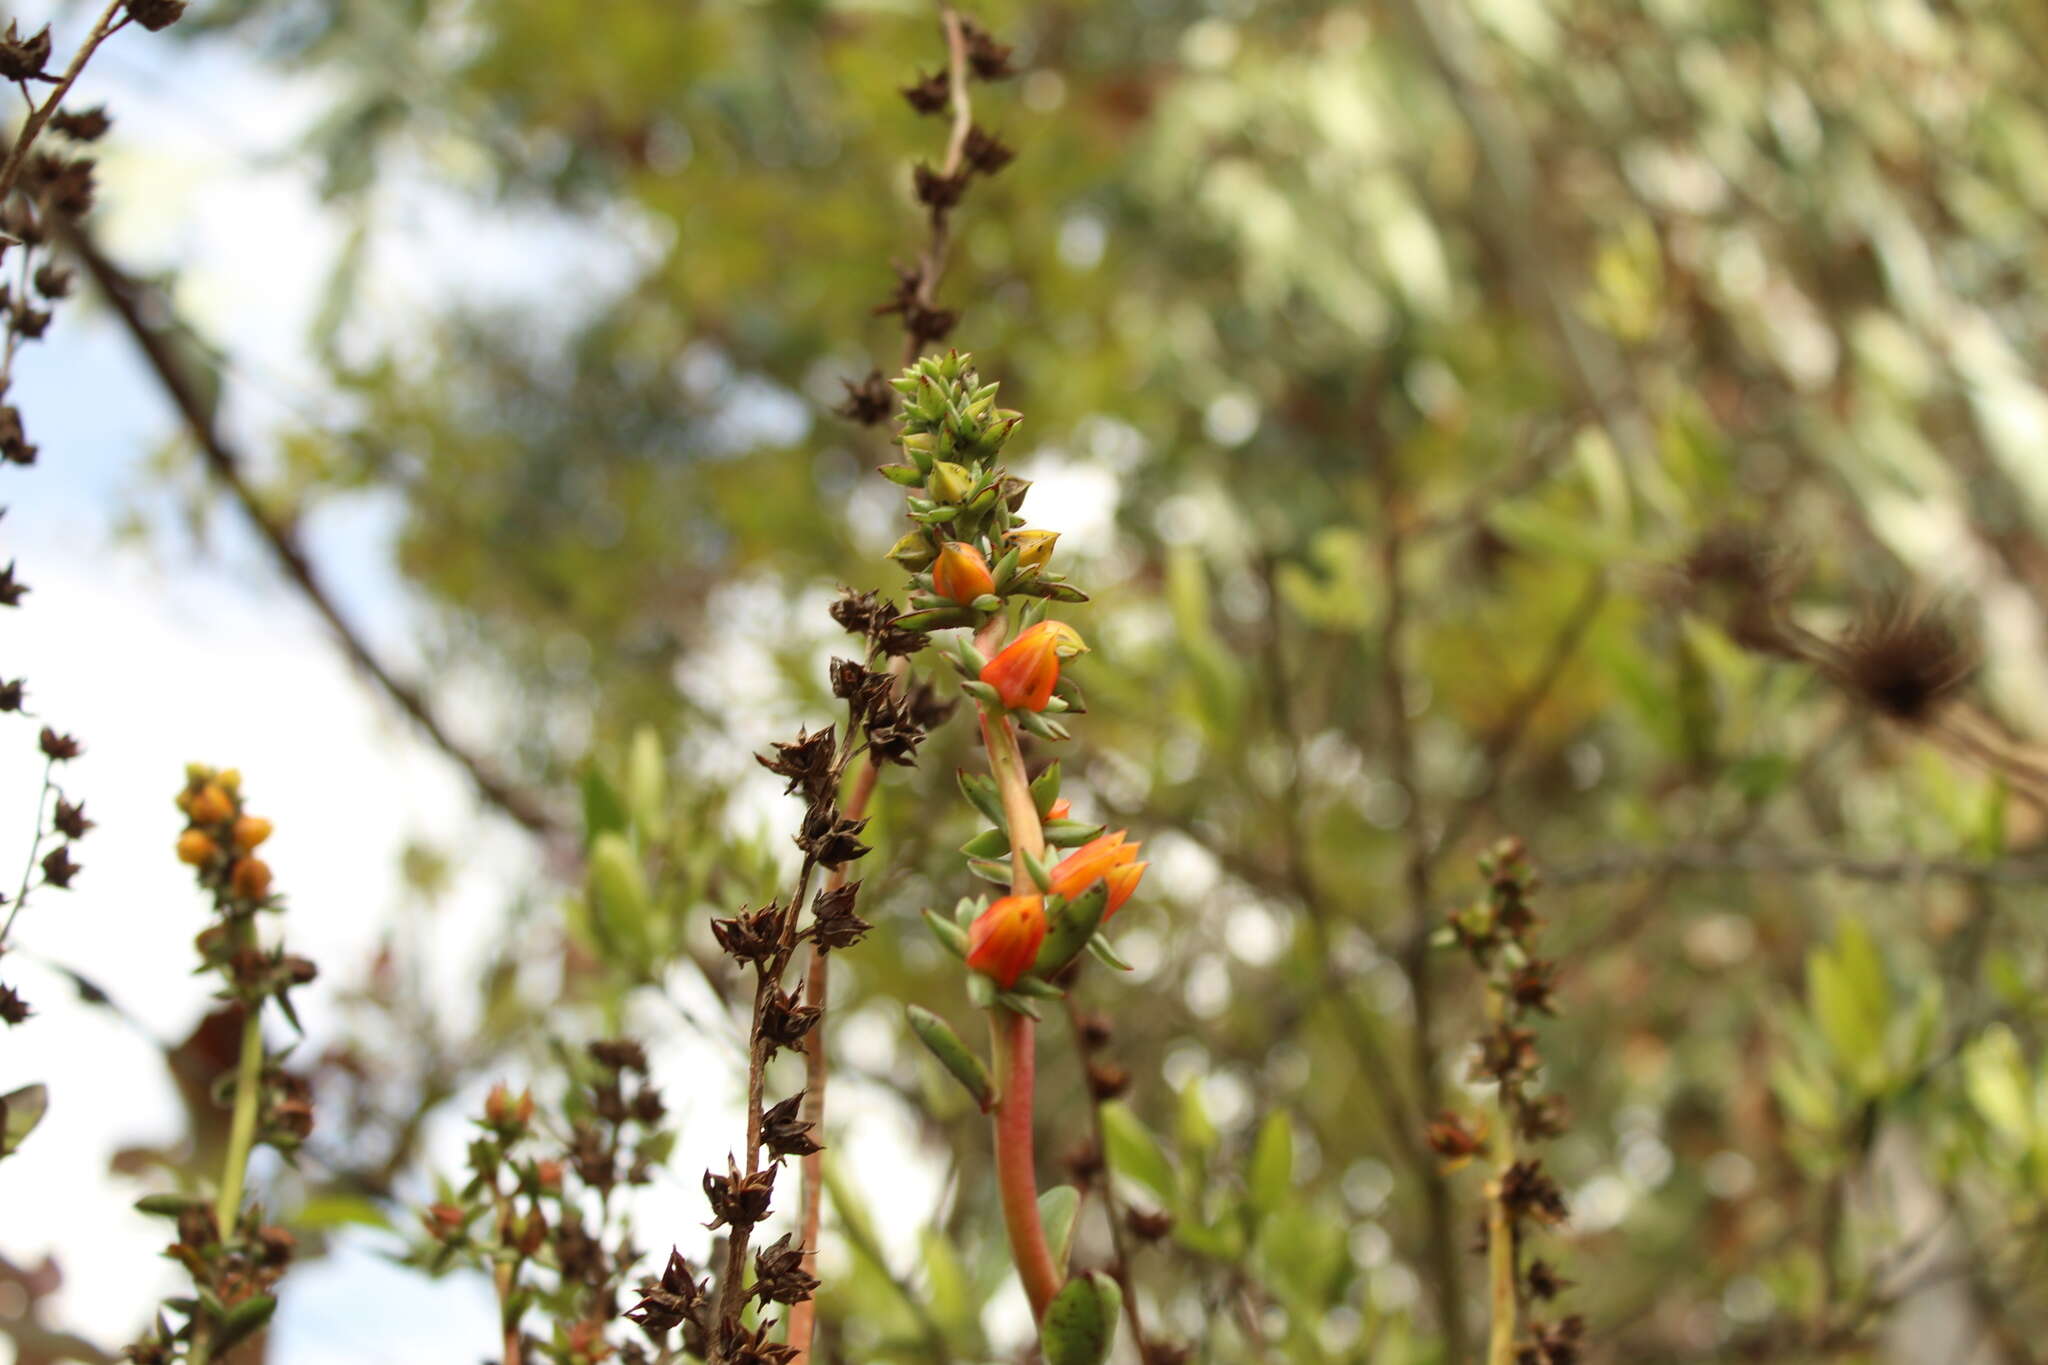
1483, 992, 1518, 1365
1064, 997, 1152, 1354
786, 753, 883, 1361
0, 0, 130, 205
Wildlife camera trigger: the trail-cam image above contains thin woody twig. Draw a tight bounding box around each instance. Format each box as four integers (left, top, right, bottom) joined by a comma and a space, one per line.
900, 6, 975, 370
784, 743, 885, 1361
0, 0, 130, 206
60, 222, 564, 842
1548, 844, 2048, 888
1063, 994, 1152, 1358
1375, 462, 1467, 1362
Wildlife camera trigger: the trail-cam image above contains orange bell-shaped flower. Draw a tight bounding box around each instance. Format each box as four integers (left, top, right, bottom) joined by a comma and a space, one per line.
1048, 829, 1141, 901
1102, 859, 1147, 921
931, 541, 996, 604
979, 620, 1086, 712
965, 894, 1048, 989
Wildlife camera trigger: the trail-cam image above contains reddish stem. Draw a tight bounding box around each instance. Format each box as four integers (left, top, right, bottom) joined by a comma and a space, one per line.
973, 688, 1065, 1320
990, 1005, 1064, 1319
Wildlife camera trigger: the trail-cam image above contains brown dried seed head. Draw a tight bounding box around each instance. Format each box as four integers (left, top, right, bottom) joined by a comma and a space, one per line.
1838, 600, 1977, 724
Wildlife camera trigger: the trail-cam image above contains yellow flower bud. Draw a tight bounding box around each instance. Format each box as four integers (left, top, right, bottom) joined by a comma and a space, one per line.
927, 461, 974, 505
1004, 528, 1060, 570
230, 857, 273, 900
187, 783, 234, 826
176, 830, 219, 866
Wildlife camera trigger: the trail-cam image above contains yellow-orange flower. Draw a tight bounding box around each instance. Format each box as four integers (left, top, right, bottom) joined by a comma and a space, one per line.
232, 815, 273, 852
1102, 859, 1147, 921
187, 783, 234, 825
966, 894, 1048, 989
230, 856, 273, 901
931, 541, 996, 604
176, 829, 219, 865
1004, 528, 1060, 570
1048, 829, 1140, 901
979, 621, 1086, 712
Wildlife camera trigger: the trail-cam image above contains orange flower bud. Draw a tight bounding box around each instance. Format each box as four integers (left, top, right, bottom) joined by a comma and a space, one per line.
931, 541, 996, 604
1048, 830, 1140, 901
230, 857, 273, 900
484, 1082, 535, 1130
1046, 798, 1072, 820
177, 829, 220, 865
231, 815, 273, 852
534, 1159, 565, 1194
1103, 860, 1147, 921
187, 783, 234, 825
978, 620, 1086, 712
422, 1202, 468, 1242
966, 894, 1048, 989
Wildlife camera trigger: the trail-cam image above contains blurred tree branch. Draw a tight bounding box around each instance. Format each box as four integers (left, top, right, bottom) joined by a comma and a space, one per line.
60, 223, 566, 844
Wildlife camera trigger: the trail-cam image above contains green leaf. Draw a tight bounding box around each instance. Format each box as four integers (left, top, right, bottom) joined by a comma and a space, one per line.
1806, 920, 1891, 1094
1963, 1025, 2034, 1146
1099, 1102, 1175, 1201
1038, 1185, 1081, 1273
587, 832, 653, 965
294, 1193, 392, 1231
923, 907, 969, 958
960, 827, 1011, 859
580, 766, 629, 847
1248, 1110, 1294, 1213
135, 1192, 210, 1218
1031, 761, 1063, 816
907, 1006, 995, 1110
920, 1227, 976, 1335
212, 1294, 277, 1355
625, 725, 669, 842
1177, 1082, 1218, 1159
957, 770, 1007, 828
1041, 1271, 1122, 1365
1033, 885, 1108, 979
1087, 932, 1134, 971
0, 1082, 47, 1157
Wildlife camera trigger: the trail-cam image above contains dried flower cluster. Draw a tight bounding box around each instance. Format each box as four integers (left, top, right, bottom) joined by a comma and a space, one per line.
125, 766, 312, 1364
1435, 838, 1581, 1365
417, 1041, 675, 1365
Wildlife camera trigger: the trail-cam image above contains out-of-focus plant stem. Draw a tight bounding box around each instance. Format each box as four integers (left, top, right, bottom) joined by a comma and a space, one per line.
1483, 990, 1517, 1365
1064, 996, 1152, 1353
213, 931, 264, 1232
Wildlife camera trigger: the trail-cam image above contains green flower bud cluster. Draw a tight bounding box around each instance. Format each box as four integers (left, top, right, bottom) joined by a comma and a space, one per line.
878, 351, 1090, 635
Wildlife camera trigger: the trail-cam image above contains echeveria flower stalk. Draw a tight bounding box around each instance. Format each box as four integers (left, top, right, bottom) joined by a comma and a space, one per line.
882, 350, 1140, 1352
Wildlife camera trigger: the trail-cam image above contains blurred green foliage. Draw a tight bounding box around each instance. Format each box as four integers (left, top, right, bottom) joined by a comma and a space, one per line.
110, 0, 2048, 1359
